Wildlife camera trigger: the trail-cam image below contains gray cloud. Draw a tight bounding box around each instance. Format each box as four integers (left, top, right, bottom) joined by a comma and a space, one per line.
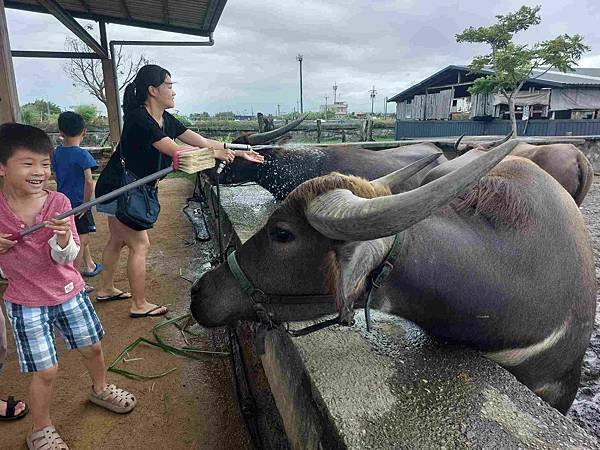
5, 0, 600, 115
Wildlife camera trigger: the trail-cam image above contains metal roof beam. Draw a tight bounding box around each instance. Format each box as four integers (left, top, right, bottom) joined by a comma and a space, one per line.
12, 50, 100, 58
35, 0, 108, 58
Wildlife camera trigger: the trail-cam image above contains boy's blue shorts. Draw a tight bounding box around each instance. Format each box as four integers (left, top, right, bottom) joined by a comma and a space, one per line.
75, 209, 96, 234
4, 291, 104, 372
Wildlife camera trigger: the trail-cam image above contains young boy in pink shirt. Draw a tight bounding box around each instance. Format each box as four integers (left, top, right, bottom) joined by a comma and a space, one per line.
0, 123, 136, 450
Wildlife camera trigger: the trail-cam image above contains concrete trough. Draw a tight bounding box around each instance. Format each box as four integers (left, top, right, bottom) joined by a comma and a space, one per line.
202, 181, 598, 449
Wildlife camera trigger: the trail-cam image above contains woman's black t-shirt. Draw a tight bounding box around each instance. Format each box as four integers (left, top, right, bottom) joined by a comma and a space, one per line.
120, 107, 188, 177
95, 107, 187, 197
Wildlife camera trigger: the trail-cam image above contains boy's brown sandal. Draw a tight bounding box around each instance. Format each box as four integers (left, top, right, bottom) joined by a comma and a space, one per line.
89, 384, 136, 414
27, 426, 69, 450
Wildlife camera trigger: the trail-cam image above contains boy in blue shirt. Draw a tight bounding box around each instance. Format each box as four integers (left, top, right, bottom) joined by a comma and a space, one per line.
53, 112, 103, 290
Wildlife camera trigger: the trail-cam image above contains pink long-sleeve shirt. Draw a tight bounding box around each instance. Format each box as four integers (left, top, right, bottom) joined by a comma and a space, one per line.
0, 190, 84, 307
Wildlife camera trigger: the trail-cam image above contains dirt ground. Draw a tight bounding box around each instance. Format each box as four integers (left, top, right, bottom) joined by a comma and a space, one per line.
0, 178, 251, 449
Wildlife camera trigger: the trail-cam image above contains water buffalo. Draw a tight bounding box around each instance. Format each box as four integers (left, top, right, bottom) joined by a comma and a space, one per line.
191, 139, 596, 413
217, 135, 593, 207
216, 142, 446, 200
455, 136, 593, 206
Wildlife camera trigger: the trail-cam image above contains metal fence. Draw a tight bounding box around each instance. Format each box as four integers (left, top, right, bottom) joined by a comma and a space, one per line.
395, 119, 600, 138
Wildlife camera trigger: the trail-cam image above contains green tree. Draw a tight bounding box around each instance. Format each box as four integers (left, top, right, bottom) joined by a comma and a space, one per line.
74, 104, 98, 123
20, 99, 62, 125
189, 112, 211, 121
456, 5, 590, 136
173, 113, 192, 126
214, 111, 236, 120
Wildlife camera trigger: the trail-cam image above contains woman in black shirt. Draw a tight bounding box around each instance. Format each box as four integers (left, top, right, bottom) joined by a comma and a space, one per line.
95, 64, 263, 317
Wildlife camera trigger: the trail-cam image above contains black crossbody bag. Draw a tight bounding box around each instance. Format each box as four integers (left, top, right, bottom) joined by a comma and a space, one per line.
115, 145, 162, 231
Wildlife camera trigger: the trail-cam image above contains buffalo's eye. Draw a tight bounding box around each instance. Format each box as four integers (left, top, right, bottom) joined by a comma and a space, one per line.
270, 227, 295, 243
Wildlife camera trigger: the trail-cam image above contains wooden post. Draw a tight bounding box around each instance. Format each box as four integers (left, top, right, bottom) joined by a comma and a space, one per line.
341, 129, 346, 142
0, 0, 20, 123
257, 112, 265, 132
316, 119, 321, 143
101, 59, 120, 146
99, 22, 119, 146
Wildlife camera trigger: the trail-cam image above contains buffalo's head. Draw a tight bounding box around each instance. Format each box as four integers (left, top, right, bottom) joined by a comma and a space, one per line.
191, 139, 517, 327
205, 114, 308, 186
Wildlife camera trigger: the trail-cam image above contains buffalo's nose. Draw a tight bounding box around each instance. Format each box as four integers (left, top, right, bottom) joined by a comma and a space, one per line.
190, 273, 212, 302
191, 277, 202, 296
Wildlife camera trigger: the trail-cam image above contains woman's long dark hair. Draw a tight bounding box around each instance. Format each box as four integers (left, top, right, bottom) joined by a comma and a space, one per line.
122, 64, 171, 115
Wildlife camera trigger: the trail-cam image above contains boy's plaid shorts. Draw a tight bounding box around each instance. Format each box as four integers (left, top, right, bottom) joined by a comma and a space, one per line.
4, 290, 104, 372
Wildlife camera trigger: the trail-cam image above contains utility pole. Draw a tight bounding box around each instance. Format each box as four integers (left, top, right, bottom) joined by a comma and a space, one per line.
296, 54, 304, 114
333, 82, 338, 105
324, 96, 328, 119
277, 104, 281, 117
369, 86, 377, 115
384, 96, 388, 116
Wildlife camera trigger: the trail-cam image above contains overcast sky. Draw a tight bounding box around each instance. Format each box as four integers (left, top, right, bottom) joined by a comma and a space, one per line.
5, 0, 600, 116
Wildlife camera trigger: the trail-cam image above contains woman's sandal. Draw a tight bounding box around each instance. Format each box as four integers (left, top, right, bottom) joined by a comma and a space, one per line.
89, 384, 136, 414
0, 396, 29, 421
27, 426, 69, 450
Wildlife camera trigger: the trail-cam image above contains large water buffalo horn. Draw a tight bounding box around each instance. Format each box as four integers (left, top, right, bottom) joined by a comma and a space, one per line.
370, 153, 442, 192
246, 113, 308, 145
306, 136, 516, 241
454, 134, 465, 152
483, 133, 512, 149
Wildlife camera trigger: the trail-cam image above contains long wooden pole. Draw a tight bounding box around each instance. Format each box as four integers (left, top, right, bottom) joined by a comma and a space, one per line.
0, 0, 20, 123
99, 22, 120, 146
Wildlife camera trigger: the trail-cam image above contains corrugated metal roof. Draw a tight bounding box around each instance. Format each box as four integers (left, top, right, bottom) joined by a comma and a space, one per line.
389, 65, 600, 103
5, 0, 228, 36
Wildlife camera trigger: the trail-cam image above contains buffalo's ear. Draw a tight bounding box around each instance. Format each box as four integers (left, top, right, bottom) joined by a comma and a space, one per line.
333, 240, 386, 308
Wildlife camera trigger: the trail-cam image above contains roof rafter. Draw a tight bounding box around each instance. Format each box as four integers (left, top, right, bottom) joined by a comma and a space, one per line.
35, 0, 107, 58
119, 0, 131, 19
162, 0, 169, 24
74, 0, 91, 13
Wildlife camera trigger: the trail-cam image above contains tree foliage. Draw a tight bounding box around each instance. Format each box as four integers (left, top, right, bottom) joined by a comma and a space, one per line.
456, 5, 590, 135
189, 112, 211, 121
214, 111, 236, 120
20, 99, 61, 125
74, 104, 98, 123
172, 113, 192, 126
